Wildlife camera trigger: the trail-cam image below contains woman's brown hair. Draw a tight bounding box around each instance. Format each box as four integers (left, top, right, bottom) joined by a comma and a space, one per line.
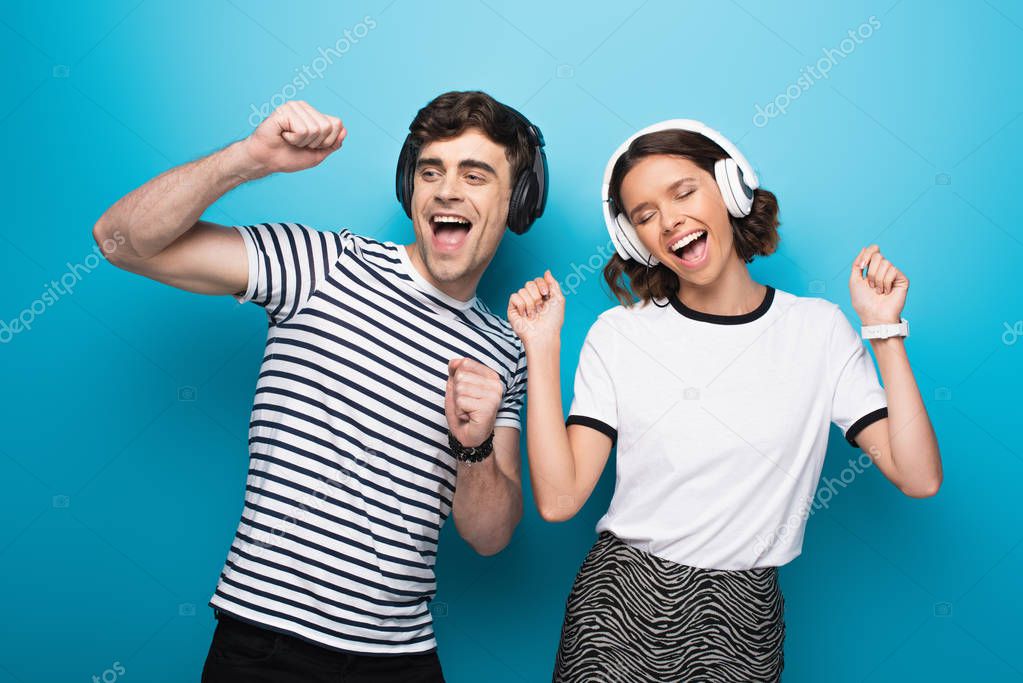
603, 130, 780, 307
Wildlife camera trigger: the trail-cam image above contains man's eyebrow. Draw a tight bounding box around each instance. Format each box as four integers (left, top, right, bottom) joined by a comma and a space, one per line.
415, 157, 443, 169
627, 177, 696, 219
415, 157, 498, 176
458, 159, 498, 176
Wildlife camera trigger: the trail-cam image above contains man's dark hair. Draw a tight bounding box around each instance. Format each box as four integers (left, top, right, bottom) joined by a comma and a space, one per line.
408, 91, 533, 178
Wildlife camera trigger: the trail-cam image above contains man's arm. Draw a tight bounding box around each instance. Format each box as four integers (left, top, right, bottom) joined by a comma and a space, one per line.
92, 100, 346, 292
445, 358, 524, 556
451, 426, 523, 556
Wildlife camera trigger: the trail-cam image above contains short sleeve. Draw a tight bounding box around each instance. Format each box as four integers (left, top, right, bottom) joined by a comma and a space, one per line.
234, 222, 349, 325
829, 306, 889, 447
495, 344, 527, 431
566, 319, 619, 445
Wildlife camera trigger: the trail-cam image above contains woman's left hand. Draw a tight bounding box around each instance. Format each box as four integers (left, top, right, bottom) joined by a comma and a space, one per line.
849, 244, 909, 325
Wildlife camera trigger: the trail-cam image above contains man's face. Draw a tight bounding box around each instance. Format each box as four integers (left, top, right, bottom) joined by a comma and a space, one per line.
408, 128, 514, 297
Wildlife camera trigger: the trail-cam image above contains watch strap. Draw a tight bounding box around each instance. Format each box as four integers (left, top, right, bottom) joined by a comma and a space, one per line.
861, 318, 909, 339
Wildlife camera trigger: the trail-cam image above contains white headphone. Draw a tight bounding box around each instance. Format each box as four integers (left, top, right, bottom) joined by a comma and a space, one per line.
601, 119, 760, 266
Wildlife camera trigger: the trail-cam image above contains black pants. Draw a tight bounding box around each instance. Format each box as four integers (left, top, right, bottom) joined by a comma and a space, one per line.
201, 609, 445, 682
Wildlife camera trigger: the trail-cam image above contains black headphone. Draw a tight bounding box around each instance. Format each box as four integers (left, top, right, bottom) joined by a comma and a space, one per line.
394, 105, 548, 235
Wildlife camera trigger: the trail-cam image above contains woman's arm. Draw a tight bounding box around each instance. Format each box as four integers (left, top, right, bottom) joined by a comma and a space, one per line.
509, 272, 614, 522
849, 245, 942, 498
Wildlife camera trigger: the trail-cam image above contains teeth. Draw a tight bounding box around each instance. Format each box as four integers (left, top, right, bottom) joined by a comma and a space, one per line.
433, 215, 470, 225
669, 231, 706, 252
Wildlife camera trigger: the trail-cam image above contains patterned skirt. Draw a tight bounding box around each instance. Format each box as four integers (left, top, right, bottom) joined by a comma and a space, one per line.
553, 531, 785, 683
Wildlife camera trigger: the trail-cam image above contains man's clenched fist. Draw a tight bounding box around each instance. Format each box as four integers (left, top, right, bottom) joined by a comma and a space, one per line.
445, 358, 504, 448
240, 100, 346, 177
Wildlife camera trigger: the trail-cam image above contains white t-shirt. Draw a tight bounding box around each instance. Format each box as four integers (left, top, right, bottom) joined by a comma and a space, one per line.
566, 286, 888, 570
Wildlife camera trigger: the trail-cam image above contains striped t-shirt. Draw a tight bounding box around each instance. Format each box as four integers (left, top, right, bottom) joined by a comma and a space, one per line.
208, 222, 526, 654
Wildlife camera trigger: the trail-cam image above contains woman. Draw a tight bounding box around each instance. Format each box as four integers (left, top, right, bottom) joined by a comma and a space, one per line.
508, 120, 942, 682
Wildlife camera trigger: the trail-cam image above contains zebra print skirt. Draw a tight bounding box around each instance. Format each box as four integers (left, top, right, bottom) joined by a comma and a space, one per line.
553, 531, 785, 682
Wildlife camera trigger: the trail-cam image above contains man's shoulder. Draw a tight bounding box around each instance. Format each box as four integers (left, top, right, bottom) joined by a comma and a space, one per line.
313, 228, 403, 265
241, 222, 361, 250
469, 300, 524, 355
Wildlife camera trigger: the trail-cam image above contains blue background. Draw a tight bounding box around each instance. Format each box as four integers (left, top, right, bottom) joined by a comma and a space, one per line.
2, 0, 1021, 680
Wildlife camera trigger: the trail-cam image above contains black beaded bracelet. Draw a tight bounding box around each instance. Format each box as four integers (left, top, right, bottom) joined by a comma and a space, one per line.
448, 430, 495, 464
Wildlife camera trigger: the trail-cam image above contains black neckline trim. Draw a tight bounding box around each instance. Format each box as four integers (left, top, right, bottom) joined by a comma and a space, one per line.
669, 285, 775, 325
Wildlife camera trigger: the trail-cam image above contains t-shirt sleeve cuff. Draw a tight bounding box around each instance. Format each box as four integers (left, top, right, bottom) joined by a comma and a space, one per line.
844, 406, 889, 447
566, 415, 617, 447
494, 417, 521, 431
233, 225, 259, 304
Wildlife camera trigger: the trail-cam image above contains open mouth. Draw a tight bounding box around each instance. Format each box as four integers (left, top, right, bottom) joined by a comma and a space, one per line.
429, 213, 473, 252
668, 230, 709, 267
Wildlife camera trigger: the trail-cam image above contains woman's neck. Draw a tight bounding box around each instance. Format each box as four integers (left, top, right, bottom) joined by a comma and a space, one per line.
676, 260, 765, 317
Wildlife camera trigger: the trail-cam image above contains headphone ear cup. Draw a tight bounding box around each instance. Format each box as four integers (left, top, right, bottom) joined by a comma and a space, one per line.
512, 164, 545, 234
395, 135, 416, 218
714, 158, 754, 218
614, 213, 659, 265
506, 172, 533, 234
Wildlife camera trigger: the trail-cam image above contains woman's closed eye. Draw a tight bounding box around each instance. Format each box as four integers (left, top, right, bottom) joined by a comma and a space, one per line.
632, 190, 694, 224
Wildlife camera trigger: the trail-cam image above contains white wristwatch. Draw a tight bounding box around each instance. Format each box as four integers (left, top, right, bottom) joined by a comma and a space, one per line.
861, 318, 909, 339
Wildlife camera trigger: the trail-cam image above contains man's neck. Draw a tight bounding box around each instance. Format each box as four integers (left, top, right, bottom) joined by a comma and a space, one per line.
403, 243, 479, 302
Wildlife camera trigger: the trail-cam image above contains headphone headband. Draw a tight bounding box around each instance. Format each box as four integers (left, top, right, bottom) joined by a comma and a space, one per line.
600, 118, 759, 211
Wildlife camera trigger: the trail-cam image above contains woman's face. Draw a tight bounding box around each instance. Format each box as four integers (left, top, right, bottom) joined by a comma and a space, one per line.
618, 154, 736, 287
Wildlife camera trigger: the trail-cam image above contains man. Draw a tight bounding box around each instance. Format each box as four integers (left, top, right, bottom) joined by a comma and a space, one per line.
92, 91, 547, 682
